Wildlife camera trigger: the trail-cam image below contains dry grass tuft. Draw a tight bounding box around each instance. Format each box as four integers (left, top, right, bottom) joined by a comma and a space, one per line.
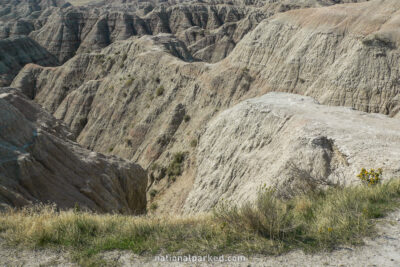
1, 179, 400, 265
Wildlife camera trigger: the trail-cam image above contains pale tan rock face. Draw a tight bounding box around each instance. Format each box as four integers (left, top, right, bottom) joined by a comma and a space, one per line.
227, 0, 400, 115
27, 0, 268, 63
7, 0, 399, 213
184, 93, 400, 212
0, 88, 147, 214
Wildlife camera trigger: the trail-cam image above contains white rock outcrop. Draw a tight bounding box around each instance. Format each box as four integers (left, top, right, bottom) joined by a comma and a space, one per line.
184, 93, 400, 212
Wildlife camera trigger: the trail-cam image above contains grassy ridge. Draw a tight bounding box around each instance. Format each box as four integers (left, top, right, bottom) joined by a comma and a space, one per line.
1, 179, 400, 265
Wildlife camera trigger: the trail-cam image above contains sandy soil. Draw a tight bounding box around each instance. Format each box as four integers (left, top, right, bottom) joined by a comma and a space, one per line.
1, 209, 399, 266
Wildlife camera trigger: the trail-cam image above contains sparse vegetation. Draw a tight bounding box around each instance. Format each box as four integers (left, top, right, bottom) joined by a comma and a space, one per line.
125, 78, 134, 87
183, 114, 191, 122
166, 152, 186, 179
149, 189, 158, 199
1, 179, 400, 266
190, 138, 198, 148
357, 168, 382, 186
125, 138, 132, 146
155, 86, 164, 96
150, 202, 158, 211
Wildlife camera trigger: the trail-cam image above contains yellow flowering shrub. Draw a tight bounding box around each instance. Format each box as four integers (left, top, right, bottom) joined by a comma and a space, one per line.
357, 168, 382, 186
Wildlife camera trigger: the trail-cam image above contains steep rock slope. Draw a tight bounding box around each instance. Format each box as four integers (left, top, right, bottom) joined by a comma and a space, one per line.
27, 0, 368, 63
184, 93, 400, 212
227, 0, 400, 115
0, 0, 68, 39
28, 0, 267, 63
11, 34, 229, 212
0, 0, 67, 21
0, 36, 58, 86
0, 88, 147, 214
10, 0, 389, 213
11, 34, 212, 164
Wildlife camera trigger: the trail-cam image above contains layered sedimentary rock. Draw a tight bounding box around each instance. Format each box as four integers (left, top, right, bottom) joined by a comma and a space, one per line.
0, 0, 67, 22
28, 0, 267, 63
0, 0, 68, 39
0, 88, 147, 214
0, 36, 58, 86
11, 34, 209, 166
184, 93, 400, 212
27, 0, 368, 63
227, 0, 400, 115
8, 0, 398, 214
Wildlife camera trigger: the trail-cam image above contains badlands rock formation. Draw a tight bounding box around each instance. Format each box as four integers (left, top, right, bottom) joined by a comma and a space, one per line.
0, 88, 147, 214
184, 93, 400, 212
27, 0, 267, 63
0, 36, 58, 87
227, 0, 400, 115
2, 0, 400, 214
0, 0, 68, 39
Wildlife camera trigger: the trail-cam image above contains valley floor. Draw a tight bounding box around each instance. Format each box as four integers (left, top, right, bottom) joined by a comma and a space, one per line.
1, 210, 399, 267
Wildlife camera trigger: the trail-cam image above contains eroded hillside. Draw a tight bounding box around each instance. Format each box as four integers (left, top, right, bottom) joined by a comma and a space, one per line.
0, 88, 147, 213
1, 0, 399, 214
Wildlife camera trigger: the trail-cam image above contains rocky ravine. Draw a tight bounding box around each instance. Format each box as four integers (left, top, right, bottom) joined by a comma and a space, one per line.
0, 88, 147, 214
0, 0, 369, 87
0, 36, 58, 87
27, 0, 267, 63
9, 0, 400, 214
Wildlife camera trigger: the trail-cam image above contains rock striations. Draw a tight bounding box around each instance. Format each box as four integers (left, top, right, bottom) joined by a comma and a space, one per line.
227, 0, 400, 115
0, 36, 58, 87
184, 93, 400, 212
0, 88, 147, 214
2, 0, 400, 213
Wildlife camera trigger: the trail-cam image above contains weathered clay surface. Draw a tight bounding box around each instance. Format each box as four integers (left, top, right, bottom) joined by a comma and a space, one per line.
227, 0, 400, 115
0, 36, 58, 87
6, 0, 398, 214
0, 0, 68, 39
3, 0, 365, 64
184, 93, 400, 212
0, 88, 147, 214
27, 0, 267, 63
0, 0, 67, 22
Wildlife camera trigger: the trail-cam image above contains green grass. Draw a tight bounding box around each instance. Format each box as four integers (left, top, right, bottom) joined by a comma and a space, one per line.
166, 152, 186, 180
155, 86, 164, 96
1, 179, 400, 266
125, 78, 134, 87
190, 139, 198, 148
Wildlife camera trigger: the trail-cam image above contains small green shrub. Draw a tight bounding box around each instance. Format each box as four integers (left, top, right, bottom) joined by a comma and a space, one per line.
150, 163, 160, 171
125, 138, 132, 146
190, 139, 198, 148
122, 53, 127, 61
183, 115, 191, 122
357, 168, 382, 186
150, 203, 158, 211
125, 78, 134, 87
149, 189, 158, 199
166, 152, 185, 178
155, 86, 164, 96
